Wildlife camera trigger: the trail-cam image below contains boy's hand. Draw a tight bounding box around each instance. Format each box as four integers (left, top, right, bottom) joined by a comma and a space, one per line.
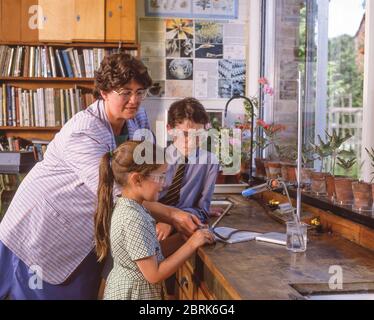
156, 223, 173, 241
210, 207, 224, 217
172, 210, 201, 237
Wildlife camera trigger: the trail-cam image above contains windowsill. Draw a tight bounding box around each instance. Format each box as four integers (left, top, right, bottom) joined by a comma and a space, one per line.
250, 176, 374, 230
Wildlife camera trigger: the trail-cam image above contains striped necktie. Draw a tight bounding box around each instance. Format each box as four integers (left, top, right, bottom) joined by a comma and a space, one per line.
159, 161, 187, 207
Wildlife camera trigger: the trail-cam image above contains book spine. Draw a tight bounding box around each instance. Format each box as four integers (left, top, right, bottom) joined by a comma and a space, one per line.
49, 46, 57, 77
29, 47, 35, 77
0, 86, 3, 126
73, 49, 82, 78
45, 46, 52, 77
61, 50, 74, 78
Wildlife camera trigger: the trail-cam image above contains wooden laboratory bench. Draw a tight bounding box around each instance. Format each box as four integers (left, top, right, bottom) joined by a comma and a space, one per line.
176, 194, 374, 300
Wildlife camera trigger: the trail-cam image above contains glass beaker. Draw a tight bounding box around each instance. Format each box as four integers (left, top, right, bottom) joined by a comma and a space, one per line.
286, 221, 307, 253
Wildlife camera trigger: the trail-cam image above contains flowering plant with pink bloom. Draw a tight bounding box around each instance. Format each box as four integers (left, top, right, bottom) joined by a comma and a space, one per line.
255, 119, 287, 157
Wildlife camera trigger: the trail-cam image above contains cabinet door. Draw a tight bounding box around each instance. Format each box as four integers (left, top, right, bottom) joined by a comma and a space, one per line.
0, 1, 2, 41
105, 0, 121, 41
21, 0, 39, 42
38, 0, 74, 42
120, 0, 136, 42
2, 0, 22, 42
106, 0, 136, 43
73, 0, 104, 41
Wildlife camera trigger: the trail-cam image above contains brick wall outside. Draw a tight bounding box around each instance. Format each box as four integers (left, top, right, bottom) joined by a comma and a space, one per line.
271, 0, 305, 157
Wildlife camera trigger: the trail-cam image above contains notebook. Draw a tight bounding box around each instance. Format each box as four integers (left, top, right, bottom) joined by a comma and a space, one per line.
214, 227, 262, 244
255, 232, 287, 246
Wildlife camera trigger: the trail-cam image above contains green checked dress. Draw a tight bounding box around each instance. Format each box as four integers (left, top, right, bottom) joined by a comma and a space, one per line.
103, 198, 164, 300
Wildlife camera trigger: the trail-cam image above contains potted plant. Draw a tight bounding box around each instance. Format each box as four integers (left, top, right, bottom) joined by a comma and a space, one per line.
255, 119, 286, 179
310, 130, 352, 199
207, 119, 243, 184
365, 147, 374, 206
334, 156, 357, 205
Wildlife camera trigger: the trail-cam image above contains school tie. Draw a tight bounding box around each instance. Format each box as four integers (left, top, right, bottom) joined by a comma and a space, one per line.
159, 160, 187, 207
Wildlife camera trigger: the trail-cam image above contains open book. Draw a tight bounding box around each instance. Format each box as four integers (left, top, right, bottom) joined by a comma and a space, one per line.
214, 227, 262, 244
255, 232, 287, 246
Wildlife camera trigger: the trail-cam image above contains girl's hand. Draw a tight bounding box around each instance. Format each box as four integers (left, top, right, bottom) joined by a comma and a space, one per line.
188, 229, 215, 249
156, 223, 173, 241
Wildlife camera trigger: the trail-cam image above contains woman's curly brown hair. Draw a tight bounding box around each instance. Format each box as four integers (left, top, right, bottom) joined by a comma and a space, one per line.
93, 52, 153, 100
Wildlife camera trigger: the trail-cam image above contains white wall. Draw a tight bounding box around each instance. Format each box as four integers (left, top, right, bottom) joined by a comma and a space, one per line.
137, 0, 259, 133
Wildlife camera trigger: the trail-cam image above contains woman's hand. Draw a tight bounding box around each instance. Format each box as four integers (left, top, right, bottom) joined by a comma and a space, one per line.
172, 210, 201, 237
188, 229, 216, 249
156, 223, 173, 241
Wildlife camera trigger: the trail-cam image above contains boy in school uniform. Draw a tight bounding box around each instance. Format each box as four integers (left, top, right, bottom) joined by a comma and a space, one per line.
156, 97, 220, 241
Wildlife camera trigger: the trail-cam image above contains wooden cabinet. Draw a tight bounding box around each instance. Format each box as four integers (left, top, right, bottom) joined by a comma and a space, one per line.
21, 0, 39, 42
106, 0, 136, 43
177, 262, 195, 300
1, 0, 22, 42
38, 0, 74, 42
73, 0, 105, 42
176, 260, 216, 300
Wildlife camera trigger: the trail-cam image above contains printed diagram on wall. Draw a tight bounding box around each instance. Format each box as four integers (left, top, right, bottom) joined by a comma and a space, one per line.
139, 17, 247, 99
166, 59, 194, 80
166, 19, 194, 39
147, 81, 166, 97
165, 19, 194, 58
195, 21, 223, 59
218, 60, 246, 98
145, 0, 239, 19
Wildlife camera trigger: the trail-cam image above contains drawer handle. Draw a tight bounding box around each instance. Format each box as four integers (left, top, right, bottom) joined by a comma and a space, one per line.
180, 276, 189, 290
76, 15, 80, 22
108, 11, 113, 18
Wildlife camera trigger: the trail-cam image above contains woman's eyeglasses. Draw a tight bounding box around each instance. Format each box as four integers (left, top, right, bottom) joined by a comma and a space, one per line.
113, 89, 148, 101
146, 173, 166, 185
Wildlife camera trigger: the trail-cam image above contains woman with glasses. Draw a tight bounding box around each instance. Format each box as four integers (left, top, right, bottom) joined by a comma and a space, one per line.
0, 53, 201, 300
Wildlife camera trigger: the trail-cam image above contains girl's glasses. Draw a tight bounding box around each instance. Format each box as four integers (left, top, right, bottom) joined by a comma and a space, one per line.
113, 89, 148, 101
146, 173, 166, 185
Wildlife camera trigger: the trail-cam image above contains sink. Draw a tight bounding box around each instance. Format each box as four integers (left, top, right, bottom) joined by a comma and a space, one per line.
291, 283, 374, 300
306, 293, 374, 300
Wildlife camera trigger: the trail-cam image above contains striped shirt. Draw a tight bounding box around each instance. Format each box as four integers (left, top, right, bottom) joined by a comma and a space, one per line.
0, 100, 151, 285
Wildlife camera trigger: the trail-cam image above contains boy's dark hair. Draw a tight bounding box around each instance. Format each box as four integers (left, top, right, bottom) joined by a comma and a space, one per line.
168, 98, 209, 128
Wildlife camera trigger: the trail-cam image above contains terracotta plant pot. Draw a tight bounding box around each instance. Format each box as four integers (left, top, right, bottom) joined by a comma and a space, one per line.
286, 165, 297, 184
255, 158, 266, 178
280, 163, 290, 181
325, 174, 336, 202
334, 177, 356, 205
311, 172, 328, 195
301, 167, 314, 183
267, 162, 282, 179
215, 172, 226, 184
301, 168, 315, 191
264, 161, 270, 179
352, 182, 373, 211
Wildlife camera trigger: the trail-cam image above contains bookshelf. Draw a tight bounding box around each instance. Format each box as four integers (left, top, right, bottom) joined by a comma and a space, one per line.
0, 0, 139, 143
0, 41, 139, 141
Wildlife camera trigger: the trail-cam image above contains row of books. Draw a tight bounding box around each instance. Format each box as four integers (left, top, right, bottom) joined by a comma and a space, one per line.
0, 85, 95, 127
0, 45, 137, 78
3, 136, 48, 161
